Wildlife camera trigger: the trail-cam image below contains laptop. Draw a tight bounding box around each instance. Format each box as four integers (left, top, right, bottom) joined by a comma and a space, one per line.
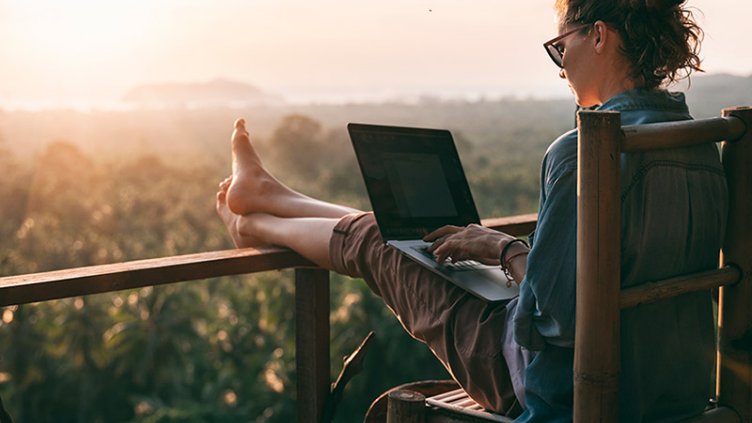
347, 123, 519, 302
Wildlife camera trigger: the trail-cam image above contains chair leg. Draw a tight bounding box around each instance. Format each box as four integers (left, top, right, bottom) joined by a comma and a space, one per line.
387, 390, 426, 423
365, 380, 458, 423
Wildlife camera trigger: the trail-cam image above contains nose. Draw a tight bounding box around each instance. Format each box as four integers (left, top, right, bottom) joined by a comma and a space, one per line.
559, 68, 566, 79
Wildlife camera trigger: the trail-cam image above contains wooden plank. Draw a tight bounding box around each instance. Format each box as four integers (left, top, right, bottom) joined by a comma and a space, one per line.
295, 268, 330, 423
0, 247, 313, 307
482, 213, 538, 237
574, 110, 622, 422
620, 266, 741, 309
718, 106, 752, 419
621, 116, 746, 153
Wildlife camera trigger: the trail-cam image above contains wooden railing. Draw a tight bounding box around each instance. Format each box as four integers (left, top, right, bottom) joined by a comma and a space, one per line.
0, 213, 536, 422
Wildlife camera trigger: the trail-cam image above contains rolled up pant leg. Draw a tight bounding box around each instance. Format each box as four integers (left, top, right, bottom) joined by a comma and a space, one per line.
329, 212, 517, 413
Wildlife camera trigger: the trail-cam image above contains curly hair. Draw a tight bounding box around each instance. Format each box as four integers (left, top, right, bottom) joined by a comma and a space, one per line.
555, 0, 703, 89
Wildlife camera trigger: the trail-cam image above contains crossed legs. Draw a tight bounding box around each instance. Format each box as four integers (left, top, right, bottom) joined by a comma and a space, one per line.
215, 118, 521, 414
216, 118, 359, 268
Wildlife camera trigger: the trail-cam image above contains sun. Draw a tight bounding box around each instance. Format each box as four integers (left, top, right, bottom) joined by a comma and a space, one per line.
7, 1, 153, 69
0, 0, 160, 106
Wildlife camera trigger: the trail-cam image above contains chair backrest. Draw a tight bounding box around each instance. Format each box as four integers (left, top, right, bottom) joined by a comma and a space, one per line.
574, 107, 752, 422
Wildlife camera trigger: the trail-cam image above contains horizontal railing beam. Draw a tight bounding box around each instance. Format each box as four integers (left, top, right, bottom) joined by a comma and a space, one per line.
620, 266, 741, 309
482, 213, 538, 236
621, 116, 746, 153
0, 248, 314, 307
0, 213, 539, 308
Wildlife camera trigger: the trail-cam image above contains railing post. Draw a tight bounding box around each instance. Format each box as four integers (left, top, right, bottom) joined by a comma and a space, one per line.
719, 106, 752, 420
575, 110, 622, 422
295, 268, 330, 423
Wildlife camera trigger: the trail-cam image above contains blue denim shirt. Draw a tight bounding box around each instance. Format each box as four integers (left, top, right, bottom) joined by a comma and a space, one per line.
512, 89, 728, 422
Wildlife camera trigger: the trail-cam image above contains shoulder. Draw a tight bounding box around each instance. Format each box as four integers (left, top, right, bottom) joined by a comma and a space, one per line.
542, 129, 578, 184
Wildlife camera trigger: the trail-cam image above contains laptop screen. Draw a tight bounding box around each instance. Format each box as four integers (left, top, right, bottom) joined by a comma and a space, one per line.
348, 123, 480, 240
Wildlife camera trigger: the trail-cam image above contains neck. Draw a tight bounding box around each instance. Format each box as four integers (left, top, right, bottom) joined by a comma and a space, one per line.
595, 71, 641, 105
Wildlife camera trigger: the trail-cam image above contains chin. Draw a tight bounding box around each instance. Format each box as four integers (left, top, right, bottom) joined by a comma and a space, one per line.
570, 87, 599, 108
575, 97, 600, 109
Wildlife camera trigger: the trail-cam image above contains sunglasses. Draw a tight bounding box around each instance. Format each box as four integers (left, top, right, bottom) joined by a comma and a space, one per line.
543, 24, 591, 68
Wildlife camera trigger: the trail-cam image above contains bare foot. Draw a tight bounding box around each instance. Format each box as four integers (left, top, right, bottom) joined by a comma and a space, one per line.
216, 178, 264, 248
226, 118, 285, 216
224, 118, 360, 219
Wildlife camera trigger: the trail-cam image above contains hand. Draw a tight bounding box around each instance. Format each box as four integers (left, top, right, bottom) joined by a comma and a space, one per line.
423, 224, 517, 266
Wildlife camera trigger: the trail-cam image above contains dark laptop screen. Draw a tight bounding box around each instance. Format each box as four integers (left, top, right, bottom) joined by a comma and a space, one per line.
348, 123, 480, 240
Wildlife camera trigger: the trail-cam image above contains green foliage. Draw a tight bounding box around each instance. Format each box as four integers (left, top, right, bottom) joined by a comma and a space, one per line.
0, 103, 549, 422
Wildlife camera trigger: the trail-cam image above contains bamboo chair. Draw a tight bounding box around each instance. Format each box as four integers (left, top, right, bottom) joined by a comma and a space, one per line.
574, 107, 751, 422
372, 106, 752, 423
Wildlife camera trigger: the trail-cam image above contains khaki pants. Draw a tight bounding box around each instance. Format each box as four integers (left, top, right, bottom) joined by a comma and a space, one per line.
330, 212, 532, 414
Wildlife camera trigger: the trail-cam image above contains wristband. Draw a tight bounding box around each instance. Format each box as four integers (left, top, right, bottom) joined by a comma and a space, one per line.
499, 239, 530, 282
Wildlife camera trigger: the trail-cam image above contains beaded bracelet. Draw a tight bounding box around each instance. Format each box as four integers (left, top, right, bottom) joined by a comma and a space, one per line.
499, 239, 530, 282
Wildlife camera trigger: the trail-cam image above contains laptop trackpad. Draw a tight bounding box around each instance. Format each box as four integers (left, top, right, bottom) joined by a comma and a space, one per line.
388, 240, 520, 302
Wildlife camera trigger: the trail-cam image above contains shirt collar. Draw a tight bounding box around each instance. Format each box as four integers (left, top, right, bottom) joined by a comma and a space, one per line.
596, 88, 689, 114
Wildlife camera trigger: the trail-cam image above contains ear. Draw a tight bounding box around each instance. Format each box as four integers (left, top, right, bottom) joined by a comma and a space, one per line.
592, 20, 609, 54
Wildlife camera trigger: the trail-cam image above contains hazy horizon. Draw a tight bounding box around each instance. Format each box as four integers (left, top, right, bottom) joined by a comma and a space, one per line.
1, 0, 750, 110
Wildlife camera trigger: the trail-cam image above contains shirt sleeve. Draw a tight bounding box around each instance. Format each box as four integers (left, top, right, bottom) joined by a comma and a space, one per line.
513, 155, 578, 350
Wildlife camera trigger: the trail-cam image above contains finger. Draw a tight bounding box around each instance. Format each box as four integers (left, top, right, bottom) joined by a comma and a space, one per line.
432, 241, 459, 263
423, 225, 462, 241
427, 239, 440, 253
428, 232, 460, 253
433, 246, 450, 263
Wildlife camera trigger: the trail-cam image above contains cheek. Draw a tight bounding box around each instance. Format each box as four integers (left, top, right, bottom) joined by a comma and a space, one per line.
567, 60, 593, 89
567, 71, 598, 107
564, 66, 583, 89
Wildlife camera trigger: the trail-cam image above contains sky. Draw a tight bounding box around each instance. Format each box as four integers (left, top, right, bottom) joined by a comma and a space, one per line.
0, 0, 750, 108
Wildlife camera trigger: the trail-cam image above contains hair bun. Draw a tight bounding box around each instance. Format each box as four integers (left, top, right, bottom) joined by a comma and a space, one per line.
641, 0, 684, 10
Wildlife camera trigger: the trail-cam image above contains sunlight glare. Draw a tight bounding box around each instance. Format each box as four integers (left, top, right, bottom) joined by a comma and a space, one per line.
0, 0, 748, 108
24, 1, 150, 65
2, 309, 13, 324
1, 0, 157, 106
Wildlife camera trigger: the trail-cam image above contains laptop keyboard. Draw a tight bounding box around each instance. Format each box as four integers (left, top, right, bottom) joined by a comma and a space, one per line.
414, 246, 485, 271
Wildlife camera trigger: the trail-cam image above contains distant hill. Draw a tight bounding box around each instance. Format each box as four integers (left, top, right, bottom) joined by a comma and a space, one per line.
116, 73, 751, 114
122, 78, 286, 108
683, 73, 752, 117
2, 72, 749, 159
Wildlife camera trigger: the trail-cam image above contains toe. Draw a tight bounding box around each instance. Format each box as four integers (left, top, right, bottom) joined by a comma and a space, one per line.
219, 177, 232, 190
231, 119, 250, 142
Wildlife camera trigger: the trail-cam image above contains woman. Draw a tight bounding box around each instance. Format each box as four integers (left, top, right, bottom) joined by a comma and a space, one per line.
216, 0, 727, 420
